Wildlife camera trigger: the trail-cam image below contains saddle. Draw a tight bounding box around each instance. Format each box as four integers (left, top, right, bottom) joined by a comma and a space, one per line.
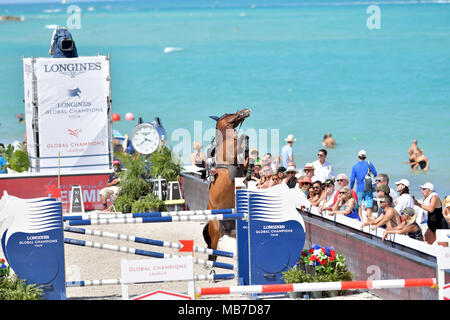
205, 134, 249, 182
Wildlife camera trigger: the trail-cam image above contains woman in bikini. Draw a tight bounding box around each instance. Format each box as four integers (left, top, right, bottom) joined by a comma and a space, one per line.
411, 149, 429, 171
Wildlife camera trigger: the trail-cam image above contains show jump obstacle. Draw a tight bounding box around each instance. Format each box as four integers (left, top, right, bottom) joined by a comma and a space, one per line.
0, 182, 307, 299
0, 183, 447, 300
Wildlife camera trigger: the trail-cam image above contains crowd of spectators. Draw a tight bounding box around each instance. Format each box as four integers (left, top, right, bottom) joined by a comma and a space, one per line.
189, 134, 449, 245
240, 134, 450, 245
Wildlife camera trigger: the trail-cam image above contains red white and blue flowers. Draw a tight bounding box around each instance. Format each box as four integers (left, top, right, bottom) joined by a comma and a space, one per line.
298, 244, 345, 275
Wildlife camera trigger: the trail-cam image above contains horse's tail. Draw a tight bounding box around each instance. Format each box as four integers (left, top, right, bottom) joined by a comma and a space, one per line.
202, 223, 211, 247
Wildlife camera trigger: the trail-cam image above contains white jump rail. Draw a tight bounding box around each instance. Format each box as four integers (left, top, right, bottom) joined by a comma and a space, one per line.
196, 278, 437, 297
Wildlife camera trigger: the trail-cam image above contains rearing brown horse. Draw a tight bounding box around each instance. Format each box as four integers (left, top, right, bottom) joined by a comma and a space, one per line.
203, 108, 251, 261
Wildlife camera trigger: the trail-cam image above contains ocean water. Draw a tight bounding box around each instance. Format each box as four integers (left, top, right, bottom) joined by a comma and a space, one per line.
0, 0, 449, 198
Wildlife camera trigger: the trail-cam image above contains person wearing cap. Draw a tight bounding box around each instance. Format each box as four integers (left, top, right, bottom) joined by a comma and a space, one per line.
375, 184, 391, 217
350, 150, 377, 221
360, 195, 401, 232
312, 149, 335, 182
394, 179, 415, 216
277, 166, 287, 181
413, 182, 448, 244
281, 134, 296, 168
284, 166, 298, 189
100, 160, 122, 210
382, 207, 423, 241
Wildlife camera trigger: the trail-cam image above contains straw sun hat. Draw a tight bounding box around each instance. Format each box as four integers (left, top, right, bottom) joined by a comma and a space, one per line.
284, 134, 296, 142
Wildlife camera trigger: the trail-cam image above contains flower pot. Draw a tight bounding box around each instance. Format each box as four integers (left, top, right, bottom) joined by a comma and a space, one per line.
288, 291, 302, 299
305, 264, 316, 276
323, 290, 339, 298
310, 291, 323, 299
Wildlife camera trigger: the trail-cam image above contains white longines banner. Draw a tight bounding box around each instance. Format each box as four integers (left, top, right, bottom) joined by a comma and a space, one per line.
33, 56, 111, 173
23, 57, 37, 170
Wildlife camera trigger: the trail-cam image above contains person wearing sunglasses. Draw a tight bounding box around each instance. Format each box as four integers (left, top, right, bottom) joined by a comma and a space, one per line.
318, 179, 337, 214
329, 186, 360, 221
312, 149, 335, 182
284, 166, 298, 189
302, 163, 315, 179
360, 195, 401, 232
298, 176, 313, 197
375, 173, 398, 204
332, 173, 359, 206
309, 180, 325, 207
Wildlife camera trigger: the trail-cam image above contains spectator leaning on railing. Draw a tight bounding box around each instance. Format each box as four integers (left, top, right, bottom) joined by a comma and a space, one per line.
394, 179, 415, 214
360, 195, 401, 232
333, 173, 358, 206
318, 179, 337, 214
329, 186, 360, 221
382, 207, 424, 242
309, 180, 325, 207
413, 182, 449, 245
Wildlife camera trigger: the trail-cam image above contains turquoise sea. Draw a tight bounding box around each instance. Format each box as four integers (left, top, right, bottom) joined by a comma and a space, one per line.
0, 0, 449, 198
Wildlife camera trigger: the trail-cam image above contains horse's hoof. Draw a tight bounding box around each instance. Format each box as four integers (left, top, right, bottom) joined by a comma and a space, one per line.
208, 268, 217, 282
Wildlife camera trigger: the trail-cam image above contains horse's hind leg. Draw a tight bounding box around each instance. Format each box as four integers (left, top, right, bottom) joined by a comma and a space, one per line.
207, 220, 221, 262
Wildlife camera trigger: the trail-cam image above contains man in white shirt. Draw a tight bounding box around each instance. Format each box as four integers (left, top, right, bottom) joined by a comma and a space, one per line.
312, 149, 335, 182
394, 178, 415, 215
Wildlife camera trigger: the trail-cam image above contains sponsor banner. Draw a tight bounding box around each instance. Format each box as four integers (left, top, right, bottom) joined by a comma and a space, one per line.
0, 194, 66, 300
34, 56, 110, 172
0, 172, 110, 210
23, 58, 37, 169
236, 184, 306, 286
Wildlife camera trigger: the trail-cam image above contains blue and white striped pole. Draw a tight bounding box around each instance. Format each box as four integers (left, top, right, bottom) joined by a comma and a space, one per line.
65, 213, 244, 226
63, 208, 235, 221
63, 238, 235, 271
64, 226, 234, 259
66, 273, 235, 287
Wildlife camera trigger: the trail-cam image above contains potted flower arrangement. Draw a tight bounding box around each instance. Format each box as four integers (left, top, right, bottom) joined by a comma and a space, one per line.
0, 258, 10, 281
0, 257, 43, 300
282, 244, 353, 298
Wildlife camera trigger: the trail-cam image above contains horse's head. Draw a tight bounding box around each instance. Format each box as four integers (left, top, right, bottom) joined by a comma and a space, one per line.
211, 108, 251, 131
